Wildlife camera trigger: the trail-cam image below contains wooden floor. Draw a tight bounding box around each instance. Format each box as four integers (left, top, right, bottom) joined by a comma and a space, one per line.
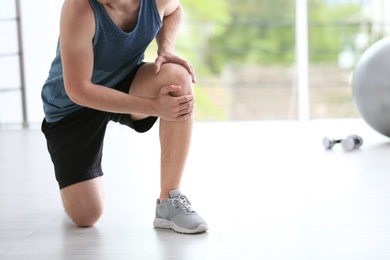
1, 119, 390, 260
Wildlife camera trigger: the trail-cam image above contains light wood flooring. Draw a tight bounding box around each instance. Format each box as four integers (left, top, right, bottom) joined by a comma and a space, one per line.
1, 119, 390, 259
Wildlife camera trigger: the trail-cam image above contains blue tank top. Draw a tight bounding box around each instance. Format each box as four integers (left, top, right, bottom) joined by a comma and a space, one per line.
41, 0, 162, 122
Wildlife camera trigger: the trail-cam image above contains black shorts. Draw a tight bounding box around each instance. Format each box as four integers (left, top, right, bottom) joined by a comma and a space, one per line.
41, 63, 158, 189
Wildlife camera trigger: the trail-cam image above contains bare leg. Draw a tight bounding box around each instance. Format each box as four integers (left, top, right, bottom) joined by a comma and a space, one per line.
129, 63, 194, 200
60, 177, 104, 227
159, 111, 193, 200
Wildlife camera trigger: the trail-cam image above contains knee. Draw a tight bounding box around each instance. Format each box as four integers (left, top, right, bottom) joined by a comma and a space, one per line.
60, 178, 104, 227
62, 193, 104, 227
68, 204, 104, 228
159, 63, 193, 95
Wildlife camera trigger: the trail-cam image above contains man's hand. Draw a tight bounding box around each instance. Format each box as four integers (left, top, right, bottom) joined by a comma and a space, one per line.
153, 85, 195, 121
154, 52, 197, 84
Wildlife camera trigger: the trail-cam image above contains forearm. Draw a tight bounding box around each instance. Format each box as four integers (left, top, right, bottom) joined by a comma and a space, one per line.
68, 83, 157, 116
156, 5, 183, 54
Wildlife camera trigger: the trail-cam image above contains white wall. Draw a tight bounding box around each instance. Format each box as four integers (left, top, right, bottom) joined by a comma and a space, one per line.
22, 0, 63, 125
0, 0, 63, 126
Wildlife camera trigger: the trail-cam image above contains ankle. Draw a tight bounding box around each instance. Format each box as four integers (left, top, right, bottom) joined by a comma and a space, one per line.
159, 188, 180, 201
159, 191, 169, 201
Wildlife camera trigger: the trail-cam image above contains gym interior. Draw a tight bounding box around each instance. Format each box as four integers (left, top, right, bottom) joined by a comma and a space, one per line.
1, 0, 390, 259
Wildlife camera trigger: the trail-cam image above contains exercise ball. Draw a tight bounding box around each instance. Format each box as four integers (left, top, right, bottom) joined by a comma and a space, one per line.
352, 37, 390, 137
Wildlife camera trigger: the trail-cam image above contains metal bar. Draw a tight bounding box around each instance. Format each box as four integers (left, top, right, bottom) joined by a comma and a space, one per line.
0, 88, 22, 93
15, 0, 28, 128
0, 18, 17, 22
0, 52, 20, 57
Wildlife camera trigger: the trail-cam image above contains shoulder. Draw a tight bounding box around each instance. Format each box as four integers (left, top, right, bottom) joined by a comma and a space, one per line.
60, 0, 95, 51
60, 0, 95, 36
61, 0, 95, 23
155, 0, 181, 17
62, 0, 92, 12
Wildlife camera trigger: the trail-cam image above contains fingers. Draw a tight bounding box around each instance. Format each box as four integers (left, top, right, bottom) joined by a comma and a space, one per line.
169, 95, 195, 121
175, 102, 194, 121
185, 64, 196, 84
163, 106, 194, 121
173, 95, 194, 114
157, 85, 194, 121
173, 58, 197, 83
178, 96, 194, 118
154, 63, 160, 75
154, 56, 163, 74
176, 111, 194, 121
160, 85, 181, 95
155, 53, 197, 83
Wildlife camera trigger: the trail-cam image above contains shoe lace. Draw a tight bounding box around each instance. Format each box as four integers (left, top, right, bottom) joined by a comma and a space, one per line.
172, 195, 195, 213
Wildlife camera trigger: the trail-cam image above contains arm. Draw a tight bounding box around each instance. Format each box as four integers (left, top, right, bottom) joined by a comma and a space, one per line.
156, 0, 183, 55
61, 0, 155, 115
60, 0, 189, 120
155, 0, 196, 83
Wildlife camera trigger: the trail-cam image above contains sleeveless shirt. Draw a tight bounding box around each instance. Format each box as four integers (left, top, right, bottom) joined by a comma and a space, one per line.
41, 0, 162, 122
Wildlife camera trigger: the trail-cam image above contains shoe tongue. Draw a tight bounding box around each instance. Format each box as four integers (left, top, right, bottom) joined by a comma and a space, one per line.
169, 190, 181, 199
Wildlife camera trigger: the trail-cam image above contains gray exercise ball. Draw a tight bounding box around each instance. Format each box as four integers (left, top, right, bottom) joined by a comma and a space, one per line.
352, 37, 390, 137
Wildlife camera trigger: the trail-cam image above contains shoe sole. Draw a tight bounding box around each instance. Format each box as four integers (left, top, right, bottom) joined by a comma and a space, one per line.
153, 218, 208, 234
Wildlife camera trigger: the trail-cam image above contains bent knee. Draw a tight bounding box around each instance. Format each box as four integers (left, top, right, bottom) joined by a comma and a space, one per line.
60, 178, 105, 227
69, 205, 104, 228
159, 63, 193, 94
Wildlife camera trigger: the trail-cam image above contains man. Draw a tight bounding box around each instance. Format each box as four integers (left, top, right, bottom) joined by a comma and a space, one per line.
41, 0, 208, 234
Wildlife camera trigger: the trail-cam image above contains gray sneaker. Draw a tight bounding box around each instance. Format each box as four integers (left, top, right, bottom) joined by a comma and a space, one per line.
153, 190, 208, 234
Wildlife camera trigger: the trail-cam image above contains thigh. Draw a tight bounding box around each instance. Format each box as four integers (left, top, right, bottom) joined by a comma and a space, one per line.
42, 108, 109, 189
61, 177, 104, 227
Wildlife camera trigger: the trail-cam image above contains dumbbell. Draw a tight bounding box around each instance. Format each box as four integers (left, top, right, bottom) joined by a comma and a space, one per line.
341, 135, 363, 151
322, 135, 363, 151
322, 137, 341, 150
